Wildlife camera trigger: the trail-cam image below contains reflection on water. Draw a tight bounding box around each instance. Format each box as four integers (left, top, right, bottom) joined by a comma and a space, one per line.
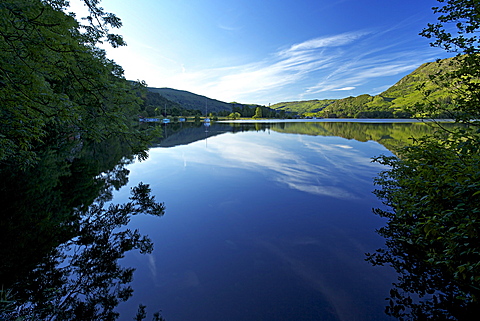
113, 121, 441, 321
0, 138, 165, 320
154, 120, 455, 153
1, 121, 460, 320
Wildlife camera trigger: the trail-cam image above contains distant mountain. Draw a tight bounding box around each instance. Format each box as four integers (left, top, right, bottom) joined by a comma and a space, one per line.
141, 90, 185, 117
147, 87, 233, 114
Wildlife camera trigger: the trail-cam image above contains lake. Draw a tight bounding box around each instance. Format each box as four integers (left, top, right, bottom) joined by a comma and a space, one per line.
1, 120, 452, 320
110, 120, 431, 321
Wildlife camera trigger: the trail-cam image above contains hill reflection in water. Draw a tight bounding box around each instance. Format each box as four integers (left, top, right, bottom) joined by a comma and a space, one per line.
153, 120, 453, 153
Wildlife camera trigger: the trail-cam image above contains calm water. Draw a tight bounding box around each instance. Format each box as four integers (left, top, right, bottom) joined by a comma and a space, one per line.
112, 122, 401, 321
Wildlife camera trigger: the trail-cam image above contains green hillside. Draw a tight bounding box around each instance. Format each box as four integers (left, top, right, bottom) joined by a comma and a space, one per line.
296, 57, 458, 118
147, 87, 233, 114
376, 58, 456, 114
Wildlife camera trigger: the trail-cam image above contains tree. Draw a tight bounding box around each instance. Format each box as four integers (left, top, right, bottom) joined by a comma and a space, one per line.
367, 1, 480, 319
416, 0, 480, 123
0, 2, 164, 317
229, 112, 241, 120
253, 106, 262, 119
0, 0, 154, 168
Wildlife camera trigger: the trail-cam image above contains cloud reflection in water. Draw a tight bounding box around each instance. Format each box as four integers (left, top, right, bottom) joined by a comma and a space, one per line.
159, 131, 386, 200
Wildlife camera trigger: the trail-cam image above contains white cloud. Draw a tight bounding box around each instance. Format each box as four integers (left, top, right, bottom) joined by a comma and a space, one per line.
141, 28, 440, 104
333, 87, 356, 91
161, 32, 371, 103
284, 31, 370, 53
303, 50, 430, 96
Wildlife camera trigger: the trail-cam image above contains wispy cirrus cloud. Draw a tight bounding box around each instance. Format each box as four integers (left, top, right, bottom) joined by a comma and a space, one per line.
282, 31, 370, 54
160, 28, 440, 104
166, 31, 367, 100
304, 60, 422, 95
333, 87, 356, 91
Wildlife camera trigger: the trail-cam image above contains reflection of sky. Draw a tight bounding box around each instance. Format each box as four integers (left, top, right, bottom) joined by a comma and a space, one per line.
115, 129, 396, 321
148, 131, 389, 200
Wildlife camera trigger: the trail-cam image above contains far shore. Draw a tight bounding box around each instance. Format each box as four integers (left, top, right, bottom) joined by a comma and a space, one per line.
217, 118, 455, 123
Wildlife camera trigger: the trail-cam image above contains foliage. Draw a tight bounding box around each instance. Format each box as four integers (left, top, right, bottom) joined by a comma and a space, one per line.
367, 0, 480, 319
231, 104, 283, 118
1, 1, 166, 318
322, 94, 376, 118
416, 0, 480, 123
229, 112, 241, 120
253, 106, 262, 119
0, 0, 154, 168
368, 128, 480, 319
420, 0, 480, 55
135, 304, 166, 321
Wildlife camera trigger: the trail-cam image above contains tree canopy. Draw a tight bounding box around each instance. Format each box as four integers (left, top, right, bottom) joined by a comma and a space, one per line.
0, 0, 153, 168
253, 106, 262, 119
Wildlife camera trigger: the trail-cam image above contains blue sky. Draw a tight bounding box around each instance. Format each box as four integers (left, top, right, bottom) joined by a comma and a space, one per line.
71, 0, 452, 105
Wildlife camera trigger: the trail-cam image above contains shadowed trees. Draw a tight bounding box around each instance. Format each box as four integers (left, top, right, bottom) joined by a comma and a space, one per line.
0, 0, 157, 168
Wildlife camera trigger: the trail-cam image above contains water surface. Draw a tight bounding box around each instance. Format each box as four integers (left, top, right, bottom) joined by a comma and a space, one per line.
113, 122, 402, 320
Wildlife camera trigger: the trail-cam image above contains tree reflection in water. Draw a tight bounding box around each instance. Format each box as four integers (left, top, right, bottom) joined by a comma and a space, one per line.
366, 239, 480, 320
366, 128, 480, 320
0, 137, 165, 320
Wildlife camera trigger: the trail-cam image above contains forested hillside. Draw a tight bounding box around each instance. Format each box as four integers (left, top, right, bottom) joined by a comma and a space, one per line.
140, 91, 201, 117
144, 87, 287, 118
147, 87, 233, 114
319, 57, 459, 118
